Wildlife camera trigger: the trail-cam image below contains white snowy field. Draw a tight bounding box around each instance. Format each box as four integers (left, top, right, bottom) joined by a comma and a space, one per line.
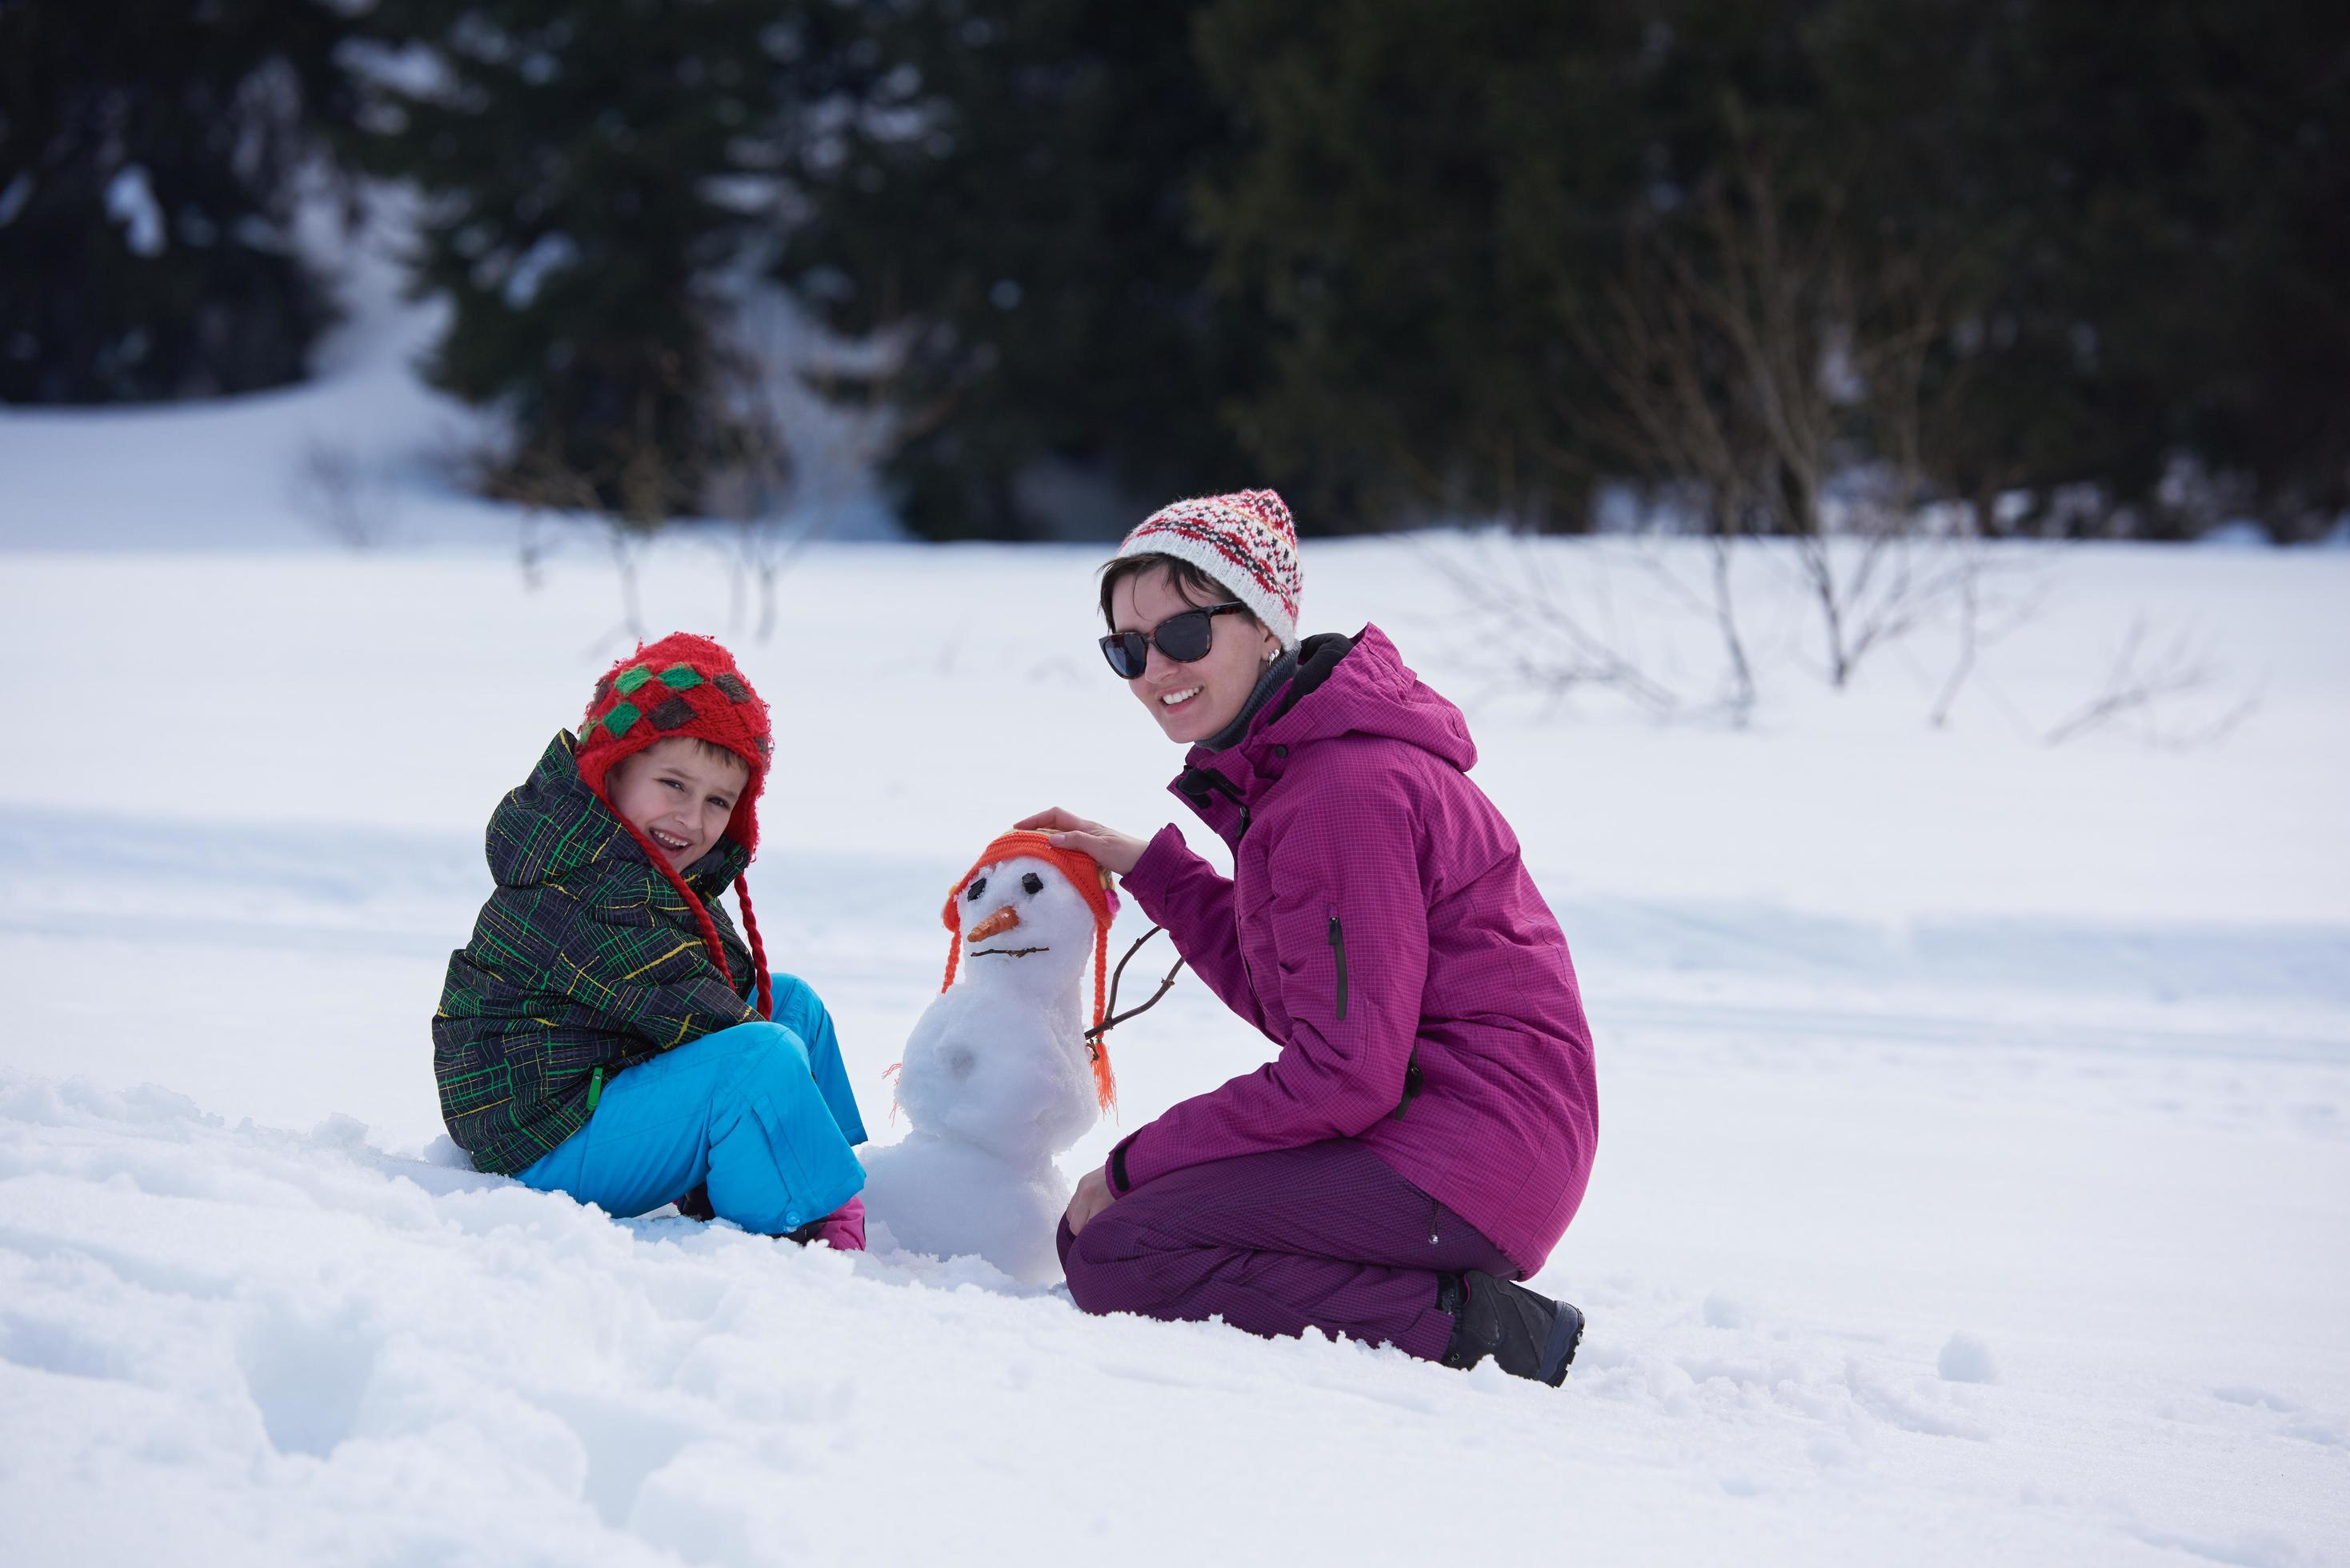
0, 530, 2344, 1567
4, 230, 2350, 1564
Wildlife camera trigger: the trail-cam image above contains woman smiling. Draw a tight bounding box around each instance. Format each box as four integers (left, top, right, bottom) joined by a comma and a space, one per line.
1021, 490, 1598, 1386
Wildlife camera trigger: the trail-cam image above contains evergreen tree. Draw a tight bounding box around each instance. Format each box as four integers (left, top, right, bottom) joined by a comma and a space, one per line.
0, 0, 356, 404
1199, 0, 2350, 537
508, 0, 2338, 541
1196, 0, 1661, 530
348, 0, 809, 516
782, 0, 1264, 540
1951, 0, 2350, 538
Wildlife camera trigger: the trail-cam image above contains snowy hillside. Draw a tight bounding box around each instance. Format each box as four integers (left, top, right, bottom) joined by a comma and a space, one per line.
3, 273, 2348, 1563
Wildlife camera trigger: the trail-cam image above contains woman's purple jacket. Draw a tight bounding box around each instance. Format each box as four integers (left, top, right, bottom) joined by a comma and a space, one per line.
1111, 625, 1598, 1278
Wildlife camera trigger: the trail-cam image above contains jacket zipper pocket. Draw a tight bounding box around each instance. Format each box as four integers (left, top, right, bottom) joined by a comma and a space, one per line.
1327, 913, 1349, 1021
1392, 1046, 1423, 1122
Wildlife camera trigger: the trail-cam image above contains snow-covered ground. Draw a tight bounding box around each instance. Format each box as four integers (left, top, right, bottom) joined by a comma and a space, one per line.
4, 249, 2349, 1565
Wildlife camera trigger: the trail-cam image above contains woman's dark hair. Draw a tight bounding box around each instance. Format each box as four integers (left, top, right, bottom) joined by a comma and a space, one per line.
1097, 552, 1262, 632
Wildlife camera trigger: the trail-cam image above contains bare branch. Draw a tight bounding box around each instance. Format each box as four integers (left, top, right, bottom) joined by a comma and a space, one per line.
2043, 618, 2256, 749
711, 288, 928, 640
1414, 530, 1780, 726
290, 439, 394, 550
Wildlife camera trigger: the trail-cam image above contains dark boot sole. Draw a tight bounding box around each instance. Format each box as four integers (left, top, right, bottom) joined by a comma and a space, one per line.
1540, 1302, 1587, 1386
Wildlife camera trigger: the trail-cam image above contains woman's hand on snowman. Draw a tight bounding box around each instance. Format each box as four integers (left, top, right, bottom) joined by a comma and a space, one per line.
1015, 807, 1149, 878
1063, 1163, 1117, 1236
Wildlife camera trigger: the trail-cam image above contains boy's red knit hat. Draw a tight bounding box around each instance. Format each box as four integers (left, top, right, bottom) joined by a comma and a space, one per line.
939, 829, 1119, 1110
575, 632, 778, 1018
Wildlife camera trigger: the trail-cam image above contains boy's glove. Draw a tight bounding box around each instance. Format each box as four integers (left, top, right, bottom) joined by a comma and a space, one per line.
803, 1195, 866, 1251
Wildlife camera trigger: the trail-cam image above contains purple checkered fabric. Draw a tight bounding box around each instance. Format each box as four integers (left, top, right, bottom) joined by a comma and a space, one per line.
1112, 625, 1597, 1278
1059, 1140, 1515, 1360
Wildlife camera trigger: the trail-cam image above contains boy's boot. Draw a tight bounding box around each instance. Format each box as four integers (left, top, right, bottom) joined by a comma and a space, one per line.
1438, 1270, 1585, 1386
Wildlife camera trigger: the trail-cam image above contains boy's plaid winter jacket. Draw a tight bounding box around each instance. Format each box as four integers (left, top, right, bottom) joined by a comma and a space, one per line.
434, 731, 759, 1175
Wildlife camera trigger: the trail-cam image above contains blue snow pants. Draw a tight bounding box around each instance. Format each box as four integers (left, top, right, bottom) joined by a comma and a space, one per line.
517, 972, 868, 1234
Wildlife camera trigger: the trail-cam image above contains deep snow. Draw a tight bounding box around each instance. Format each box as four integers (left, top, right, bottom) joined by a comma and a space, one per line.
3, 218, 2348, 1566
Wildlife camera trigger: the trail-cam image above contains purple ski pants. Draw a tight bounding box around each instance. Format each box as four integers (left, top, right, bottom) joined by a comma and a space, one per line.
1056, 1139, 1515, 1362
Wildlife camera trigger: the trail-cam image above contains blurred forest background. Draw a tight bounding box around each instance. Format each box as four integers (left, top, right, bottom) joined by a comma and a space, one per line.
2, 0, 2344, 544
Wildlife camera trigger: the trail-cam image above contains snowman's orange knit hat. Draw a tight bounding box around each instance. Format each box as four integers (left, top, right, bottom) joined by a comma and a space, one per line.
574, 632, 778, 1019
939, 830, 1119, 1110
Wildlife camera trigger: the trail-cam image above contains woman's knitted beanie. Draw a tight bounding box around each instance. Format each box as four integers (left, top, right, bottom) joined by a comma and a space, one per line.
1112, 488, 1303, 649
938, 829, 1119, 1110
575, 632, 778, 1018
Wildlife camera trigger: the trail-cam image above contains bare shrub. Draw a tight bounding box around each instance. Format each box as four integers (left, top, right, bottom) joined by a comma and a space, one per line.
1423, 518, 2056, 732
2043, 618, 2260, 750
1415, 531, 1729, 723
480, 417, 691, 650
1571, 131, 2011, 704
710, 289, 938, 642
290, 438, 394, 549
1921, 550, 2046, 730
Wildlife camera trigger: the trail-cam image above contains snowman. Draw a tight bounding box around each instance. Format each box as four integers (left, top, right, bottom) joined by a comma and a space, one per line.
861, 830, 1119, 1284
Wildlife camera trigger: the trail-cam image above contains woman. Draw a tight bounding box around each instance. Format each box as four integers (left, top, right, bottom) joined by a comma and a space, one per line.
1020, 489, 1598, 1385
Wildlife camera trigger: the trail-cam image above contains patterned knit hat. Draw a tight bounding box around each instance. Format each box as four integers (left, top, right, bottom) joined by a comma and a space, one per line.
1113, 488, 1302, 649
938, 830, 1119, 1110
575, 632, 778, 1018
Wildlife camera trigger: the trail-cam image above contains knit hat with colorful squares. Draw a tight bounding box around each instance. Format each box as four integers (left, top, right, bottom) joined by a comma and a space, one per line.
1112, 488, 1302, 649
575, 631, 777, 1018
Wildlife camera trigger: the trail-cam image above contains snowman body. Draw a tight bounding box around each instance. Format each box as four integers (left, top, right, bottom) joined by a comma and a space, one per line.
862, 852, 1104, 1283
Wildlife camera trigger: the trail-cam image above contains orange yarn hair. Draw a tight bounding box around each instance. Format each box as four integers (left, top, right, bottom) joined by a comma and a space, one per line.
939, 830, 1118, 1110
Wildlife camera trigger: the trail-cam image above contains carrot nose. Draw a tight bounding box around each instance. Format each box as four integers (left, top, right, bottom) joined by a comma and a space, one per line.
967, 906, 1021, 942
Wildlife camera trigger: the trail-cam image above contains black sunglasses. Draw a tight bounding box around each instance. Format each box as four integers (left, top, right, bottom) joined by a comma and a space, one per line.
1099, 602, 1251, 679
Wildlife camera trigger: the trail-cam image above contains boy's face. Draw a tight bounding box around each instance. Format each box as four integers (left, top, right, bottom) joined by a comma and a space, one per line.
606, 738, 751, 870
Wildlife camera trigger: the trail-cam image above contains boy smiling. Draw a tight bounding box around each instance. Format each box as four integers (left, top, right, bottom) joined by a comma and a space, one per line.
607, 735, 749, 870
432, 632, 868, 1246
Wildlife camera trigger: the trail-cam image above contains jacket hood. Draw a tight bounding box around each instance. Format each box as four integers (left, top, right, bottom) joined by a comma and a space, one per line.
1170, 624, 1475, 838
487, 731, 751, 896
1264, 625, 1475, 770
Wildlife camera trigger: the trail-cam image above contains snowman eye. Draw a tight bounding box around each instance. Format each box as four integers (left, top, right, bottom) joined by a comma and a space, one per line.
967, 878, 987, 902
1021, 872, 1043, 896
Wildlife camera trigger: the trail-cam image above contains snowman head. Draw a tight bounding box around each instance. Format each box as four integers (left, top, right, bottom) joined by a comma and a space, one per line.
939, 830, 1119, 1110
897, 914, 1103, 1161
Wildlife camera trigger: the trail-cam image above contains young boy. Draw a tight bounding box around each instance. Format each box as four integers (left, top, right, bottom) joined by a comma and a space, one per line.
433, 631, 867, 1246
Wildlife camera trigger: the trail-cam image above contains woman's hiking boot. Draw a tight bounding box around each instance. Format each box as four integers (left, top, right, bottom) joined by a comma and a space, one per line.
1438, 1270, 1585, 1386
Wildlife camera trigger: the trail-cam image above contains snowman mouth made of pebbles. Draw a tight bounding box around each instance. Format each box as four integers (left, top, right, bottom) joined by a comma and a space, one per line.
859, 831, 1119, 1284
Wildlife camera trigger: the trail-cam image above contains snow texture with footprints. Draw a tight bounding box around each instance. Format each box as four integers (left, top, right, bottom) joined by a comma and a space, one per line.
3, 280, 2348, 1564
